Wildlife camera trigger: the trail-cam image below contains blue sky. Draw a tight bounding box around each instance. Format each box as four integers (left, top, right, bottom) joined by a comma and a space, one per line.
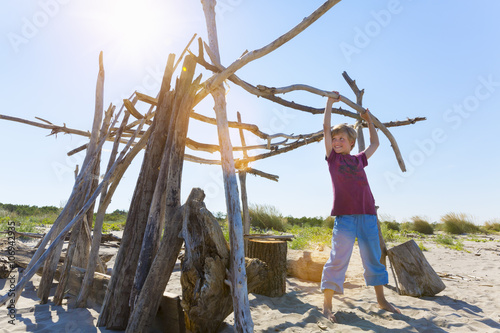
1, 0, 499, 224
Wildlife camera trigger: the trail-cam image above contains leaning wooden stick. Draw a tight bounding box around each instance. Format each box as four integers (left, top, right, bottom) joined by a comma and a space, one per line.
0, 115, 149, 307
201, 0, 253, 331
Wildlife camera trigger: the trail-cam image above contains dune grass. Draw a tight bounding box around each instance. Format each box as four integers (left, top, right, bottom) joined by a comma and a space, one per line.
441, 212, 480, 234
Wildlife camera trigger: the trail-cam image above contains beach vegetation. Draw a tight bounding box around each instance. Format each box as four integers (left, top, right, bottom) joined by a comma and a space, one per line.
381, 221, 400, 231
249, 204, 288, 232
2, 203, 496, 254
441, 213, 480, 234
483, 220, 500, 233
409, 216, 434, 235
287, 225, 331, 250
435, 234, 466, 251
418, 241, 428, 251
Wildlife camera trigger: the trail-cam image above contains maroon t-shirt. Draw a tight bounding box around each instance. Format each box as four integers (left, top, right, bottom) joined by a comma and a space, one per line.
326, 150, 377, 216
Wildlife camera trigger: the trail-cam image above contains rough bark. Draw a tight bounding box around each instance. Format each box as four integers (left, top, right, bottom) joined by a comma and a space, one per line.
129, 56, 177, 310
201, 1, 253, 331
179, 189, 267, 332
75, 110, 130, 308
124, 55, 199, 333
247, 239, 287, 297
387, 239, 446, 297
97, 54, 176, 330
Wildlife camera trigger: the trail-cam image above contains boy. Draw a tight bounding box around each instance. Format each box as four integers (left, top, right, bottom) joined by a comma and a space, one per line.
322, 92, 400, 323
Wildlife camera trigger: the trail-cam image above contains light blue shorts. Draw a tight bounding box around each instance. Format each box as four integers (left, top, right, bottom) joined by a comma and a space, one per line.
321, 214, 388, 294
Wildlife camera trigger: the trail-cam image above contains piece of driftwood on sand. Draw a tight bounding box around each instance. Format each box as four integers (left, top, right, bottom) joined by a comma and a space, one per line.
388, 239, 446, 297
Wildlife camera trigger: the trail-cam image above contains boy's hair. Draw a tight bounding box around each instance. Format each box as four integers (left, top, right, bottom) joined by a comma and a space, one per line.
331, 124, 357, 150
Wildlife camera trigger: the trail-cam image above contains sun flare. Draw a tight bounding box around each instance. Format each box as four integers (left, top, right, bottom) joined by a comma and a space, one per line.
87, 1, 180, 68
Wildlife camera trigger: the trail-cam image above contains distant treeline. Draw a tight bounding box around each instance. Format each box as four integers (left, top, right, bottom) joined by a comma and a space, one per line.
0, 203, 128, 222
0, 203, 61, 216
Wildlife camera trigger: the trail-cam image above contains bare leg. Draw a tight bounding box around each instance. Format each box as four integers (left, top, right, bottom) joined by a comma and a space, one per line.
374, 285, 401, 314
323, 289, 337, 323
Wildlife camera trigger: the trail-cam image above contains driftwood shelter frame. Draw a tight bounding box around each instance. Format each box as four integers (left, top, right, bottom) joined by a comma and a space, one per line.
0, 0, 426, 332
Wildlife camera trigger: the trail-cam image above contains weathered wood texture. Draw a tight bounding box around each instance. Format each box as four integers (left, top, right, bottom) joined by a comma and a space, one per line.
237, 112, 251, 255
36, 52, 107, 304
387, 239, 446, 297
131, 53, 199, 311
75, 109, 129, 308
179, 188, 268, 332
97, 55, 176, 330
129, 53, 178, 309
125, 55, 199, 333
180, 188, 231, 333
247, 239, 287, 297
201, 1, 253, 330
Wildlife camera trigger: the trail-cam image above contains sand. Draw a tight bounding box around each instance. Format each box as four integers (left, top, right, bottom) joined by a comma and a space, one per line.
1, 234, 499, 332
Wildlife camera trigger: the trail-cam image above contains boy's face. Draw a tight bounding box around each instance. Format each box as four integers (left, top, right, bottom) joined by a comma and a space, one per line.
331, 132, 354, 155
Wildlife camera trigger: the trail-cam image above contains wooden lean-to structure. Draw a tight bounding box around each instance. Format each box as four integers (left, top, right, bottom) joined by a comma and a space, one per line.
0, 1, 427, 332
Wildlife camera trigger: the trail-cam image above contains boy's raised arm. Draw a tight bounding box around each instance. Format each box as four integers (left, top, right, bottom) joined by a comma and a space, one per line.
361, 109, 379, 159
324, 92, 340, 158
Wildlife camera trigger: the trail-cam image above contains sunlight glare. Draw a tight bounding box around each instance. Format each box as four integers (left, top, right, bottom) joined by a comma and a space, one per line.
98, 0, 176, 68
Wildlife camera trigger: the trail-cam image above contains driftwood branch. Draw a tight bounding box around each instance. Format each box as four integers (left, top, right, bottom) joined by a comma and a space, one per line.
255, 82, 407, 171
201, 0, 253, 331
196, 0, 342, 104
0, 111, 150, 307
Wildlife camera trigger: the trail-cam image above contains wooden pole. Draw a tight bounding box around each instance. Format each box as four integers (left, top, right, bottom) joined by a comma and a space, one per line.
201, 1, 253, 331
237, 112, 251, 254
125, 55, 199, 333
97, 55, 176, 330
75, 110, 130, 308
36, 52, 106, 304
129, 54, 177, 309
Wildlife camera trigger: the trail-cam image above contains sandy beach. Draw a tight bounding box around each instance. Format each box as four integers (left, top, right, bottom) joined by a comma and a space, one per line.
1, 234, 499, 332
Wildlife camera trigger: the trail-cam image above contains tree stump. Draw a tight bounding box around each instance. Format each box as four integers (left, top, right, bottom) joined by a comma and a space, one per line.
387, 239, 446, 297
179, 190, 268, 333
247, 238, 287, 297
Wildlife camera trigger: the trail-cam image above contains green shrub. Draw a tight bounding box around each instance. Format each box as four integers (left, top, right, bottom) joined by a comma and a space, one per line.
288, 225, 331, 250
380, 223, 409, 243
432, 222, 445, 232
249, 204, 287, 232
286, 216, 324, 228
418, 241, 428, 251
0, 203, 60, 217
441, 213, 479, 234
323, 216, 335, 229
484, 220, 500, 232
382, 221, 400, 231
399, 221, 412, 232
435, 234, 465, 251
410, 216, 433, 235
99, 209, 128, 223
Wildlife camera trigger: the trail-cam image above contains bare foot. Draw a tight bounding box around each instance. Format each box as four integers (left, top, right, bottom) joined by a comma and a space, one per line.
323, 308, 337, 323
378, 300, 401, 314
323, 289, 337, 323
